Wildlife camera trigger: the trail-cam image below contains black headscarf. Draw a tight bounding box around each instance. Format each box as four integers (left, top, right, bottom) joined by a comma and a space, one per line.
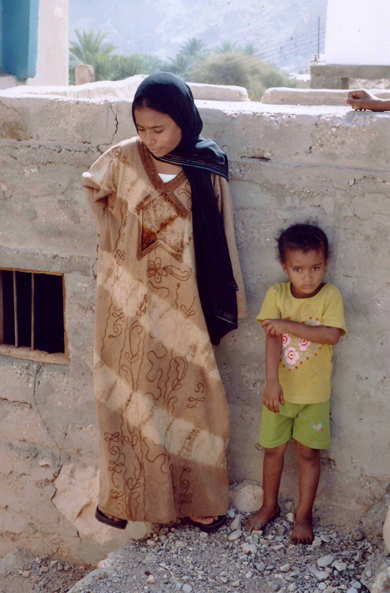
132, 72, 238, 345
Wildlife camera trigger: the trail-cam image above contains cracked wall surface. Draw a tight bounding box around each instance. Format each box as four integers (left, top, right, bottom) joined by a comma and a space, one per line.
0, 91, 389, 562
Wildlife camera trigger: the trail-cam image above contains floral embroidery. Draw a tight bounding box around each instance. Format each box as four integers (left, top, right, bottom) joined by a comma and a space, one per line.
282, 334, 291, 347
285, 347, 300, 365
312, 422, 324, 432
147, 257, 168, 283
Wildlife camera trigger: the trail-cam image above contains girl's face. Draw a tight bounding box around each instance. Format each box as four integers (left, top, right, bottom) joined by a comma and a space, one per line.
282, 248, 327, 299
134, 106, 182, 158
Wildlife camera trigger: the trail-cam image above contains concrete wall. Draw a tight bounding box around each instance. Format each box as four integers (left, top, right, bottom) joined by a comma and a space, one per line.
0, 91, 390, 562
325, 0, 390, 66
27, 0, 69, 86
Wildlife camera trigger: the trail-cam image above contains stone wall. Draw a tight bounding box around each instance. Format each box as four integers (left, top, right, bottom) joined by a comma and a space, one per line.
1, 91, 390, 563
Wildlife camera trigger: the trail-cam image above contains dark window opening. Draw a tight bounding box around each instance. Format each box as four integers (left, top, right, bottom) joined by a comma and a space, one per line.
0, 270, 65, 355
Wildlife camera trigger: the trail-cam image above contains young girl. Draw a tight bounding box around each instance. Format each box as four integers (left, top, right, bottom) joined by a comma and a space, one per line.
83, 73, 246, 533
247, 223, 346, 544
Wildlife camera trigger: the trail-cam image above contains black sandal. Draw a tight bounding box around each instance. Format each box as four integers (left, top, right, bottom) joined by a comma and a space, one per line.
187, 515, 226, 533
95, 507, 128, 530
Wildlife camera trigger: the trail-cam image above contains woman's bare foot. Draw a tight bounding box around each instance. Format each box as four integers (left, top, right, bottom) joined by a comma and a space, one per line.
291, 514, 313, 545
245, 504, 280, 532
189, 516, 218, 526
105, 513, 124, 523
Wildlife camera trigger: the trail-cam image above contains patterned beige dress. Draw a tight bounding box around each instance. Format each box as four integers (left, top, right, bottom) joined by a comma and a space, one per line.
83, 137, 247, 523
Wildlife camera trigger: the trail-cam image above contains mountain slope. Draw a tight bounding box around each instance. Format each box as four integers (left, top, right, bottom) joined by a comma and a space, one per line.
69, 0, 327, 69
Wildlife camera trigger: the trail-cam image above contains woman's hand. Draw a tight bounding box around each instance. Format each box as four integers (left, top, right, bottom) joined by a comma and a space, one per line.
263, 380, 284, 414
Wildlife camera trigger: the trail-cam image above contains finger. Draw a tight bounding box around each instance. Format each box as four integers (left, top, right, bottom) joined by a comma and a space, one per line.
262, 319, 271, 327
280, 392, 285, 406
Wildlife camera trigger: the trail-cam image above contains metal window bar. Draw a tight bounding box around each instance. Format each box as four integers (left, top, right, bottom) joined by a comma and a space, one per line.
13, 270, 18, 348
31, 273, 35, 350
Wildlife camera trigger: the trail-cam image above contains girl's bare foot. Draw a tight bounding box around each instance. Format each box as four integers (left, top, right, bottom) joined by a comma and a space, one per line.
189, 515, 218, 526
291, 514, 313, 545
245, 504, 280, 532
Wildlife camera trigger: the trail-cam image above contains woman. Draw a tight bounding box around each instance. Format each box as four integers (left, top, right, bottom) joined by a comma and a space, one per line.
83, 73, 247, 532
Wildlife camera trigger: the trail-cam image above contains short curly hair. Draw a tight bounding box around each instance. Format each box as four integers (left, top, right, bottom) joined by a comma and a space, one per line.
277, 223, 329, 262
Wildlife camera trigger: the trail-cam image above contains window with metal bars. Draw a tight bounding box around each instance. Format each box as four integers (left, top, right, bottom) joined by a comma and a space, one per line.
0, 269, 68, 364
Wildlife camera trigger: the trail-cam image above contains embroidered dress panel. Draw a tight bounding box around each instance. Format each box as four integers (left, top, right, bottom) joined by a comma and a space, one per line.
83, 137, 247, 523
257, 283, 346, 405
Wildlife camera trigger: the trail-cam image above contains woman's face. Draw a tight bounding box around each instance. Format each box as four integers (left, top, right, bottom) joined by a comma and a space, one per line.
134, 106, 182, 157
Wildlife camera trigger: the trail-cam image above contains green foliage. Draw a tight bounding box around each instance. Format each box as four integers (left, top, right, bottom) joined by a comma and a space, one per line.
215, 40, 238, 54
68, 30, 295, 99
190, 52, 296, 100
70, 30, 116, 66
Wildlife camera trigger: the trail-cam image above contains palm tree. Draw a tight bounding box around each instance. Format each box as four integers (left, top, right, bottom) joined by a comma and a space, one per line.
165, 53, 193, 80
180, 38, 208, 62
243, 42, 259, 57
70, 30, 116, 67
215, 40, 238, 54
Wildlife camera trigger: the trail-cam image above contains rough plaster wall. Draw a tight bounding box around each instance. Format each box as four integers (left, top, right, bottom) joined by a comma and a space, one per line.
0, 94, 389, 562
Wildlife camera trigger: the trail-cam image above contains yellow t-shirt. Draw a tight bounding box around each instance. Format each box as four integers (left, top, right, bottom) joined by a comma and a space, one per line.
257, 283, 347, 404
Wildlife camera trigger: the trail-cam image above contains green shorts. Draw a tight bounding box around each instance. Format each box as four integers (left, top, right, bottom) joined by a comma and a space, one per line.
259, 400, 331, 450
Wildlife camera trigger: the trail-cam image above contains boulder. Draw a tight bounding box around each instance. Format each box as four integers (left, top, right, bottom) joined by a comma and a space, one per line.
229, 481, 263, 513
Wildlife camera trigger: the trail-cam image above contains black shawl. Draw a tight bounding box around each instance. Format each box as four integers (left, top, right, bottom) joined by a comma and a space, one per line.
132, 72, 238, 345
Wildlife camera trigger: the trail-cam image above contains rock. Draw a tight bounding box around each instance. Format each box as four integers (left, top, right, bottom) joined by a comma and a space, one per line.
354, 552, 363, 562
219, 576, 228, 584
321, 534, 331, 543
384, 505, 390, 554
232, 580, 240, 588
230, 514, 242, 531
229, 481, 264, 513
245, 571, 252, 578
252, 529, 263, 536
286, 513, 295, 523
285, 501, 294, 511
256, 562, 266, 572
147, 539, 156, 547
352, 528, 366, 542
228, 530, 242, 541
241, 543, 257, 555
40, 566, 49, 573
22, 570, 31, 577
288, 585, 296, 592
280, 564, 291, 572
272, 585, 281, 592
351, 583, 362, 590
53, 463, 149, 544
159, 527, 169, 536
57, 563, 64, 571
332, 561, 347, 571
317, 556, 335, 568
39, 458, 52, 467
372, 567, 390, 593
312, 538, 322, 548
174, 541, 186, 549
147, 575, 155, 584
310, 567, 329, 581
347, 589, 358, 593
182, 584, 193, 593
228, 509, 236, 519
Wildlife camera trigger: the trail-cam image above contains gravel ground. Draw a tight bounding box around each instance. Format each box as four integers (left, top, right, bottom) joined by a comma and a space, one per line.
0, 548, 92, 593
67, 508, 390, 593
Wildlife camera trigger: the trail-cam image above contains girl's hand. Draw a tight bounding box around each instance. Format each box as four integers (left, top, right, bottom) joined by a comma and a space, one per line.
345, 89, 383, 111
262, 318, 290, 336
263, 380, 284, 414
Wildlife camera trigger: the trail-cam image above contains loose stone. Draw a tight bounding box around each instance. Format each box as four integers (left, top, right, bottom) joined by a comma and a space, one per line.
241, 543, 257, 555
228, 530, 242, 541
332, 561, 347, 571
280, 564, 291, 572
317, 556, 335, 568
286, 513, 295, 523
232, 580, 240, 588
147, 575, 155, 584
182, 584, 193, 593
352, 529, 365, 542
256, 562, 266, 572
230, 514, 242, 531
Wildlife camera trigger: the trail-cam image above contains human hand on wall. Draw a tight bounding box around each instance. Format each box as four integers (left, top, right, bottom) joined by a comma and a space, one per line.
263, 380, 284, 414
345, 89, 390, 112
